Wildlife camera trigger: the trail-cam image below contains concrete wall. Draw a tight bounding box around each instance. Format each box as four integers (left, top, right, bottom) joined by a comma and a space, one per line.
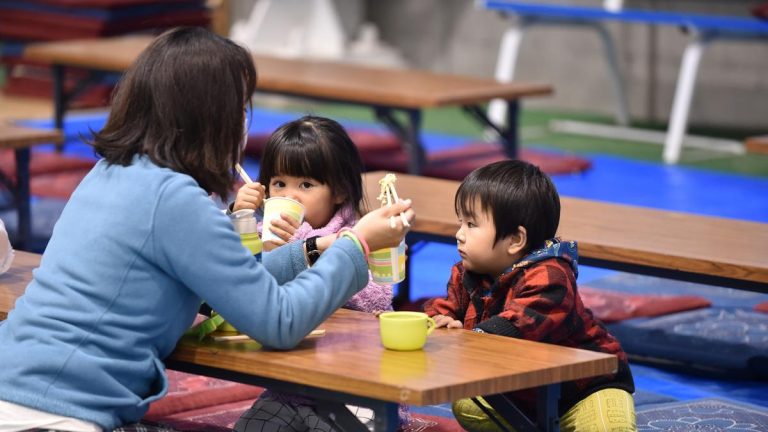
231, 0, 768, 129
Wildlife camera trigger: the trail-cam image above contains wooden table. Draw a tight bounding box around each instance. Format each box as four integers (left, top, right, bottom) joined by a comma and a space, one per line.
0, 251, 616, 432
363, 171, 768, 297
0, 123, 63, 250
0, 251, 40, 320
23, 34, 552, 174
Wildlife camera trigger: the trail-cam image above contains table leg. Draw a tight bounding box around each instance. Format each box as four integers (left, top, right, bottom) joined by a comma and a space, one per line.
482, 383, 561, 432
464, 102, 519, 159
373, 107, 426, 174
13, 148, 31, 251
315, 400, 372, 432
662, 32, 710, 164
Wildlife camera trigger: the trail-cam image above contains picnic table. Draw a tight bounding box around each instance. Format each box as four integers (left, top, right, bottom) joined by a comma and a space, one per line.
23, 34, 552, 174
363, 171, 768, 303
1, 251, 617, 432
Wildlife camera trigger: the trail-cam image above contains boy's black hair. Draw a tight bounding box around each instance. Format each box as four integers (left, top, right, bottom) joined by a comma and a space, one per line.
258, 115, 366, 215
455, 160, 560, 252
90, 26, 257, 201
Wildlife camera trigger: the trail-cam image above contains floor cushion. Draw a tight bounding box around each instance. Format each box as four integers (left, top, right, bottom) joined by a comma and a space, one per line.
0, 149, 95, 179
608, 308, 768, 376
144, 370, 264, 420
636, 398, 768, 431
361, 142, 592, 178
155, 397, 463, 432
579, 286, 711, 323
244, 129, 402, 159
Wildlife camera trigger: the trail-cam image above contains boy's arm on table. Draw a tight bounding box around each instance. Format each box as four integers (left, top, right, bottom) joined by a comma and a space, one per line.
423, 264, 465, 328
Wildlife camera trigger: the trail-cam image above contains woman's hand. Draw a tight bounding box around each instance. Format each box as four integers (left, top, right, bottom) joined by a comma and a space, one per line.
233, 182, 266, 212
353, 200, 414, 252
433, 314, 463, 329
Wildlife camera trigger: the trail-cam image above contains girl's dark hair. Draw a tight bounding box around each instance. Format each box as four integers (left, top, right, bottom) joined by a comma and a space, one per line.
455, 160, 560, 252
90, 26, 257, 200
258, 115, 365, 215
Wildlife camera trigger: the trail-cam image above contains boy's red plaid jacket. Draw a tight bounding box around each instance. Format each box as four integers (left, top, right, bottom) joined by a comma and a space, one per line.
423, 239, 635, 417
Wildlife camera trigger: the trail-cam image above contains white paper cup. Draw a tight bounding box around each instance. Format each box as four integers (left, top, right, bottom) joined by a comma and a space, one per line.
262, 197, 305, 243
368, 239, 406, 284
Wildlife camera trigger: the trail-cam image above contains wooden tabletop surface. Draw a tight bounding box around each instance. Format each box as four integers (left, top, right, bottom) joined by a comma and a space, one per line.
170, 308, 616, 406
0, 251, 40, 320
0, 251, 616, 406
23, 35, 552, 109
363, 171, 768, 286
0, 122, 63, 149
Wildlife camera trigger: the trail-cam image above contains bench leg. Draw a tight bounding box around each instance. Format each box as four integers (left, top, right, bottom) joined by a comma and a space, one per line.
488, 22, 528, 132
14, 148, 31, 251
663, 34, 709, 164
596, 23, 630, 126
373, 107, 426, 174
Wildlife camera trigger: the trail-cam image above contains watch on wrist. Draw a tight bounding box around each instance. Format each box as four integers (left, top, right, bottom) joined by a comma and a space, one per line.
305, 236, 321, 265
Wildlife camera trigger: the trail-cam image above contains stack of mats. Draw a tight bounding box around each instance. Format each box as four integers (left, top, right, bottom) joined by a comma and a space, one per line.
0, 0, 210, 105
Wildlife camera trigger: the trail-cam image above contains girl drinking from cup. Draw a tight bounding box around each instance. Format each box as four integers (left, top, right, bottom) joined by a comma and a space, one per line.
231, 116, 411, 431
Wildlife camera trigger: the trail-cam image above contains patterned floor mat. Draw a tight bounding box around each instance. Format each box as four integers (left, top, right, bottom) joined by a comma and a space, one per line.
637, 398, 768, 431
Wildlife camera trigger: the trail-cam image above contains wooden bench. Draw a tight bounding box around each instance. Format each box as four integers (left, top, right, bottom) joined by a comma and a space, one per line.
363, 171, 768, 301
480, 1, 768, 164
0, 123, 63, 250
23, 35, 552, 175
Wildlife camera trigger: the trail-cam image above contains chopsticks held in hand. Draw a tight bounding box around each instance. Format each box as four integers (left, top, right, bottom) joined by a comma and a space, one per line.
235, 163, 253, 184
377, 173, 410, 229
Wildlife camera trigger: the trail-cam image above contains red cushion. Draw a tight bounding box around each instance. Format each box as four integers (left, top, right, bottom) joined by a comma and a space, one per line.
244, 129, 401, 159
0, 9, 209, 40
362, 142, 591, 178
755, 301, 768, 314
29, 168, 92, 200
153, 397, 463, 432
579, 286, 711, 323
25, 0, 199, 7
144, 371, 264, 420
0, 150, 95, 179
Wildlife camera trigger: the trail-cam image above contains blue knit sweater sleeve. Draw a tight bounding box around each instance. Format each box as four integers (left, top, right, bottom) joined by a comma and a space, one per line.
152, 176, 369, 349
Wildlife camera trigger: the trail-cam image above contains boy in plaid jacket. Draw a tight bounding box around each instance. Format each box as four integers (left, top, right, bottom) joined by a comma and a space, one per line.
423, 160, 636, 432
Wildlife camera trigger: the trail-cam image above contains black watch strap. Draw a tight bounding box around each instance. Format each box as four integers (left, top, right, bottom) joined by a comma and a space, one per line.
306, 236, 321, 265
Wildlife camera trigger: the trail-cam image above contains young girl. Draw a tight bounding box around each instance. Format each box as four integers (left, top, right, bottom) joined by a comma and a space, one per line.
231, 116, 410, 431
0, 28, 413, 431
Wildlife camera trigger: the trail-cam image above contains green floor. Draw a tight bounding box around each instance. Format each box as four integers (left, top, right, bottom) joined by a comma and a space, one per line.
255, 100, 768, 178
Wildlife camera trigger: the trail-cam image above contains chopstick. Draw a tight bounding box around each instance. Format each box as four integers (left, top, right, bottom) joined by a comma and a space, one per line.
235, 163, 253, 184
378, 174, 410, 229
213, 329, 326, 342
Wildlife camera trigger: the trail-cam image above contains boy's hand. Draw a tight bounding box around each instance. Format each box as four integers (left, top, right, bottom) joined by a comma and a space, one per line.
262, 213, 301, 251
433, 314, 462, 329
233, 182, 266, 212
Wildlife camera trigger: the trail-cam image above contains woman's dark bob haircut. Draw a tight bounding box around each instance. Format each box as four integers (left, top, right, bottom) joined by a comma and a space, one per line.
90, 26, 257, 200
455, 160, 561, 252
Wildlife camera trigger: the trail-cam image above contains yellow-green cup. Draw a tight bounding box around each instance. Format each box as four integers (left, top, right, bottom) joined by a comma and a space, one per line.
368, 240, 406, 284
379, 311, 436, 351
262, 197, 305, 243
